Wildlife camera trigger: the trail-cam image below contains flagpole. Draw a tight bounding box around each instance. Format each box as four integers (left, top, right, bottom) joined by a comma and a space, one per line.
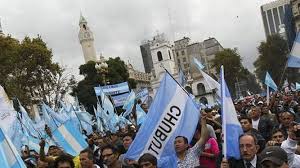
160, 65, 191, 96
221, 65, 227, 159
267, 87, 270, 105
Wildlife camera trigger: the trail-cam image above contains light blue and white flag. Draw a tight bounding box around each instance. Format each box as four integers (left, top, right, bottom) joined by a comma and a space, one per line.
296, 82, 300, 91
136, 88, 149, 103
264, 72, 278, 91
221, 65, 243, 159
125, 72, 200, 167
136, 105, 147, 126
0, 127, 27, 168
52, 119, 88, 156
193, 57, 205, 71
122, 91, 136, 117
101, 82, 130, 95
178, 68, 187, 86
288, 32, 300, 68
41, 103, 58, 131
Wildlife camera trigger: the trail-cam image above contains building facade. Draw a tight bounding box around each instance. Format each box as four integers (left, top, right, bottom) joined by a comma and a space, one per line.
140, 41, 154, 73
291, 0, 300, 31
78, 14, 97, 63
127, 63, 151, 90
261, 0, 296, 48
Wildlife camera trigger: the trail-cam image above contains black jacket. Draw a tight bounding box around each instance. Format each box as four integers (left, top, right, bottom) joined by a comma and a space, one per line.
228, 156, 262, 168
257, 116, 274, 141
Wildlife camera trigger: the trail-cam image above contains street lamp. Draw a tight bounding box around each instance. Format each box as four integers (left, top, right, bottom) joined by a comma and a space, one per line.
95, 56, 109, 85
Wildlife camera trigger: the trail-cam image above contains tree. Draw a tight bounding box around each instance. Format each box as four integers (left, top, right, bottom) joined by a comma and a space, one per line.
71, 57, 136, 113
254, 34, 289, 86
0, 35, 67, 108
212, 48, 244, 95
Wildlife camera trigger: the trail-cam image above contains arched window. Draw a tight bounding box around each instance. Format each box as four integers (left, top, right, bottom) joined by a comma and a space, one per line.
197, 83, 206, 95
185, 86, 193, 94
200, 97, 208, 105
168, 50, 172, 59
157, 51, 163, 61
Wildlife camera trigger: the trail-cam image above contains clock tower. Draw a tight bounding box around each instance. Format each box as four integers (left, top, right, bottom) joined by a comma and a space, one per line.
78, 14, 97, 63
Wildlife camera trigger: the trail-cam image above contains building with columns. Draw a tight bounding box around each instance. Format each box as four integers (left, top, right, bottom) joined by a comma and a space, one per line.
78, 14, 97, 63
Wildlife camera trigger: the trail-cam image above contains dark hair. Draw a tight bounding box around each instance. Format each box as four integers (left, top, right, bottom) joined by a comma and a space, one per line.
138, 153, 157, 166
122, 133, 135, 141
175, 136, 188, 144
239, 133, 258, 145
80, 148, 94, 160
101, 144, 118, 154
239, 115, 252, 124
53, 154, 74, 168
271, 128, 286, 138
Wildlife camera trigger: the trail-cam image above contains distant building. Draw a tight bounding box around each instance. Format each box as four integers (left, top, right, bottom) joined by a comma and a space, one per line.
127, 63, 151, 90
78, 14, 97, 63
261, 0, 296, 48
140, 41, 153, 73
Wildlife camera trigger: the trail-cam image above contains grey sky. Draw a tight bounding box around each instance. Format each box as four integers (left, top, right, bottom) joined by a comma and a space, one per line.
0, 0, 271, 75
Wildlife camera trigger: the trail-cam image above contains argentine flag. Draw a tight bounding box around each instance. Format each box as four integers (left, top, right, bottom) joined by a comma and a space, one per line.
296, 82, 300, 91
288, 32, 300, 68
221, 65, 243, 159
125, 72, 200, 167
264, 72, 278, 91
178, 68, 187, 86
52, 119, 88, 156
0, 127, 27, 168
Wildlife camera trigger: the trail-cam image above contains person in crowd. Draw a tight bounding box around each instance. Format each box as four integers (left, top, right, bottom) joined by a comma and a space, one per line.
199, 123, 219, 168
37, 158, 49, 168
119, 133, 138, 168
239, 115, 266, 152
221, 133, 262, 168
141, 103, 148, 113
259, 146, 289, 168
260, 104, 277, 124
102, 144, 122, 168
266, 128, 286, 146
175, 112, 209, 168
21, 145, 37, 168
280, 122, 300, 167
138, 153, 157, 168
276, 109, 295, 136
80, 149, 101, 168
248, 106, 274, 141
53, 154, 75, 168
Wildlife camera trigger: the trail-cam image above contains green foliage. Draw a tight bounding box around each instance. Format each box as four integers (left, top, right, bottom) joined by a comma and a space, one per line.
254, 34, 289, 86
0, 35, 66, 108
72, 57, 136, 113
212, 48, 243, 94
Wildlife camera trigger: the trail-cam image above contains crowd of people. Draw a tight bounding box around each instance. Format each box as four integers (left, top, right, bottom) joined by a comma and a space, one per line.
19, 90, 300, 168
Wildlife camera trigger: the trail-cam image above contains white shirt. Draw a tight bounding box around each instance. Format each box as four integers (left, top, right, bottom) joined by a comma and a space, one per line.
281, 138, 300, 168
252, 118, 260, 130
243, 155, 257, 168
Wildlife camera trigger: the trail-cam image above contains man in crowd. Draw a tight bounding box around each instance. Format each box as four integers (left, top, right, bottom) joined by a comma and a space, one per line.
260, 146, 289, 168
175, 113, 209, 168
138, 153, 157, 168
239, 116, 265, 152
102, 144, 122, 168
249, 106, 274, 141
53, 154, 75, 168
79, 149, 100, 168
221, 133, 261, 168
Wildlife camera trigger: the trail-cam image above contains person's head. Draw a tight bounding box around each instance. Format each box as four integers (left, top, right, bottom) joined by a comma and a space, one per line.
53, 154, 75, 168
122, 133, 134, 150
21, 145, 30, 158
280, 111, 295, 127
101, 144, 120, 167
79, 149, 94, 168
239, 133, 259, 161
204, 108, 213, 118
138, 153, 157, 168
48, 145, 63, 156
261, 106, 269, 115
271, 129, 286, 144
174, 136, 189, 154
260, 146, 288, 168
110, 133, 118, 142
141, 104, 148, 113
249, 106, 261, 120
240, 116, 253, 132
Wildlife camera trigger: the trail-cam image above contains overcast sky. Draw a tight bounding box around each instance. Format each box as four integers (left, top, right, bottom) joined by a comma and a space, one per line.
1, 0, 272, 76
